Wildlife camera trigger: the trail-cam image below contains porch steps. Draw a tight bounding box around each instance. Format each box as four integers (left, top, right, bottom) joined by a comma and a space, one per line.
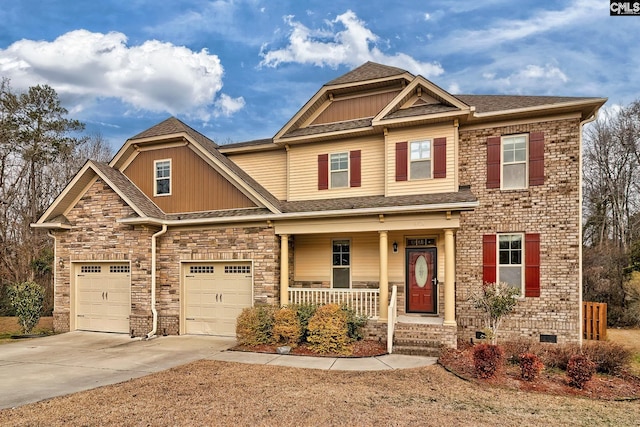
393, 320, 445, 357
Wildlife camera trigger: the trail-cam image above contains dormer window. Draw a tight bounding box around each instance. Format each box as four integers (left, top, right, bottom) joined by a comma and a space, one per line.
154, 159, 171, 196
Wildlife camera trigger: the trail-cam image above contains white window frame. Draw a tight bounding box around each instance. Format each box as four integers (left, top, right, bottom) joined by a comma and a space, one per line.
497, 233, 524, 296
154, 159, 172, 196
409, 139, 432, 180
329, 152, 349, 189
331, 239, 351, 289
501, 134, 528, 190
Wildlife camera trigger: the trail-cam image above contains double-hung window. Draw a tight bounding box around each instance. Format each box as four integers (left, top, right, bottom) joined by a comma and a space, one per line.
332, 239, 350, 288
502, 135, 527, 189
410, 140, 432, 179
154, 159, 171, 196
498, 234, 523, 295
330, 153, 349, 188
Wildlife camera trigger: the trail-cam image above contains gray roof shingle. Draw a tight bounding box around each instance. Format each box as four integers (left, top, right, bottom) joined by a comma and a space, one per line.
326, 62, 411, 86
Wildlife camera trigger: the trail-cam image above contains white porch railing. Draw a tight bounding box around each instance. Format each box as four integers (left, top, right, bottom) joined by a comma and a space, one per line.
387, 285, 398, 354
288, 288, 379, 318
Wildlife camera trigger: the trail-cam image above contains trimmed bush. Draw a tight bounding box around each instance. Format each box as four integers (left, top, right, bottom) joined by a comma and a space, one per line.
519, 353, 544, 381
582, 341, 632, 375
235, 305, 276, 346
9, 281, 45, 334
567, 354, 596, 389
307, 304, 353, 355
472, 343, 504, 379
272, 307, 302, 347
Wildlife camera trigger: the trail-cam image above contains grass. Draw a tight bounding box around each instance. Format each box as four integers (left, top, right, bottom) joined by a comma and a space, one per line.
0, 317, 53, 344
608, 328, 640, 375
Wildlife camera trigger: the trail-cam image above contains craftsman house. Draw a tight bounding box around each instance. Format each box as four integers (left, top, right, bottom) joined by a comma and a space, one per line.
34, 62, 606, 353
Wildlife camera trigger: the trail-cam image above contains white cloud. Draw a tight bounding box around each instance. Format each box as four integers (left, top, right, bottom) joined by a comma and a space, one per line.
215, 94, 246, 117
260, 10, 443, 78
424, 13, 431, 21
483, 64, 569, 94
0, 29, 243, 120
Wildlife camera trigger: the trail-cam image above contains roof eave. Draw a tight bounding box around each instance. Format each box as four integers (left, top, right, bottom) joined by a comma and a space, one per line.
469, 98, 608, 122
30, 222, 72, 230
372, 110, 471, 128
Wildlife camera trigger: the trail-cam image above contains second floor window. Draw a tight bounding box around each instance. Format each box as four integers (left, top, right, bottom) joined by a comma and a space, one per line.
330, 152, 349, 188
155, 159, 171, 196
502, 135, 527, 189
410, 140, 432, 179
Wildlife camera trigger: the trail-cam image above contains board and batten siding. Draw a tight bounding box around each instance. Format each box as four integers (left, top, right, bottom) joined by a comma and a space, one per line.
386, 123, 457, 196
227, 150, 287, 200
288, 135, 385, 201
312, 90, 402, 125
123, 145, 256, 213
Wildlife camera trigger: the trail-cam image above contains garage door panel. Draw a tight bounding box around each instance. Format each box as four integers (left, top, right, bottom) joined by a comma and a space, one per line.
184, 262, 252, 336
76, 263, 130, 334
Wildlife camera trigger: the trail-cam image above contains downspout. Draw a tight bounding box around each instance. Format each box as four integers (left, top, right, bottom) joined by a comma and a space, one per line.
146, 224, 168, 339
578, 112, 599, 346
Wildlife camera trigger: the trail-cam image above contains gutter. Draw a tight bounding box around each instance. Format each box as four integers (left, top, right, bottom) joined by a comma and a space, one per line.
146, 224, 168, 339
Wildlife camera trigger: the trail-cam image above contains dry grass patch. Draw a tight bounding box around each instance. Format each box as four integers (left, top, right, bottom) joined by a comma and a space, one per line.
0, 317, 53, 343
608, 328, 640, 375
1, 360, 639, 426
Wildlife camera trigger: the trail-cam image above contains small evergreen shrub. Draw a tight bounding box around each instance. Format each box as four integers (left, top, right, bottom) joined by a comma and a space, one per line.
567, 354, 596, 389
272, 307, 302, 347
9, 281, 45, 334
292, 303, 318, 341
236, 305, 276, 346
519, 353, 544, 381
342, 304, 368, 341
307, 303, 353, 355
472, 343, 504, 379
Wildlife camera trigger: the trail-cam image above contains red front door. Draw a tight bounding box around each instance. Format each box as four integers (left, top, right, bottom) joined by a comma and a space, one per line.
406, 248, 437, 313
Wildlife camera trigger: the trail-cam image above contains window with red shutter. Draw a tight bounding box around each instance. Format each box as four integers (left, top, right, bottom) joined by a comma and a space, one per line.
433, 137, 446, 178
524, 233, 541, 297
395, 142, 408, 181
350, 150, 361, 187
486, 137, 501, 188
528, 132, 544, 186
318, 154, 328, 190
482, 235, 497, 284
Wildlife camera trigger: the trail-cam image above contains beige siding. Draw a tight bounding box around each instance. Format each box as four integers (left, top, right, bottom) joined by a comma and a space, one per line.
312, 90, 401, 125
288, 135, 385, 201
227, 150, 287, 200
385, 123, 457, 196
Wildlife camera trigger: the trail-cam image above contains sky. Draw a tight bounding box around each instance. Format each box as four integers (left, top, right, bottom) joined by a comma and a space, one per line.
0, 0, 637, 150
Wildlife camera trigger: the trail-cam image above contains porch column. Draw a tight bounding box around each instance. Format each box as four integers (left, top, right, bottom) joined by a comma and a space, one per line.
379, 230, 389, 321
280, 234, 289, 307
443, 229, 456, 326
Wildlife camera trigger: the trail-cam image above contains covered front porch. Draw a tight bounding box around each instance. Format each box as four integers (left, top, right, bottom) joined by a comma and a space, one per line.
274, 212, 460, 352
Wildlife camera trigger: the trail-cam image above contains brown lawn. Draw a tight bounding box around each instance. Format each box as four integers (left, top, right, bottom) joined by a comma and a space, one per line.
608, 328, 640, 375
0, 317, 53, 343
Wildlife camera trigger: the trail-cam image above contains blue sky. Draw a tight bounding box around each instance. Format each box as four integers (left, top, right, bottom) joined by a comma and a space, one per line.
0, 1, 635, 149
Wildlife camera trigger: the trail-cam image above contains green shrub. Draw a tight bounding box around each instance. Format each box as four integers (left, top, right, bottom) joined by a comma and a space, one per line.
341, 304, 368, 341
472, 343, 504, 379
9, 281, 45, 334
236, 305, 276, 346
519, 353, 544, 381
292, 303, 318, 340
272, 307, 302, 347
470, 282, 520, 344
567, 354, 596, 389
307, 303, 352, 355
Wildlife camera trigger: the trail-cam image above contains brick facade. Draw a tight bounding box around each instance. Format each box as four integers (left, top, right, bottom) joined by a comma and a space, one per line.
456, 118, 582, 344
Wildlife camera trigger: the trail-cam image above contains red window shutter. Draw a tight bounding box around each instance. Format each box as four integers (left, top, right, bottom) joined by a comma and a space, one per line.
318, 154, 328, 190
529, 132, 544, 186
350, 150, 361, 187
525, 233, 541, 297
395, 142, 408, 181
482, 235, 497, 284
486, 136, 501, 189
433, 137, 447, 178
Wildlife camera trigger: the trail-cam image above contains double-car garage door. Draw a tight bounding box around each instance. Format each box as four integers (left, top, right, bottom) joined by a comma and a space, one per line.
183, 261, 253, 336
75, 261, 253, 336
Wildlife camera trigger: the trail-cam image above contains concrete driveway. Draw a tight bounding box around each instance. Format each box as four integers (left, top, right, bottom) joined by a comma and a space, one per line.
0, 331, 235, 409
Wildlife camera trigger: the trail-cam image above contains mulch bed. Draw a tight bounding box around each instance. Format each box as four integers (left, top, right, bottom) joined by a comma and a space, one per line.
438, 345, 640, 401
231, 340, 388, 358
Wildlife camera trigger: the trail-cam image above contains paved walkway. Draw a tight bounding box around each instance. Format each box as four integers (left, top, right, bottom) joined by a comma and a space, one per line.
0, 332, 436, 409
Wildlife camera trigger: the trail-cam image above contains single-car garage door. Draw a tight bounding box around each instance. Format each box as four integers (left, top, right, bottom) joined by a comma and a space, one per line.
184, 261, 253, 336
76, 263, 131, 333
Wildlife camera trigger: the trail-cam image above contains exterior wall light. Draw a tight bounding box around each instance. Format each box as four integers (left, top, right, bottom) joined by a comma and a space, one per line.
392, 242, 398, 253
